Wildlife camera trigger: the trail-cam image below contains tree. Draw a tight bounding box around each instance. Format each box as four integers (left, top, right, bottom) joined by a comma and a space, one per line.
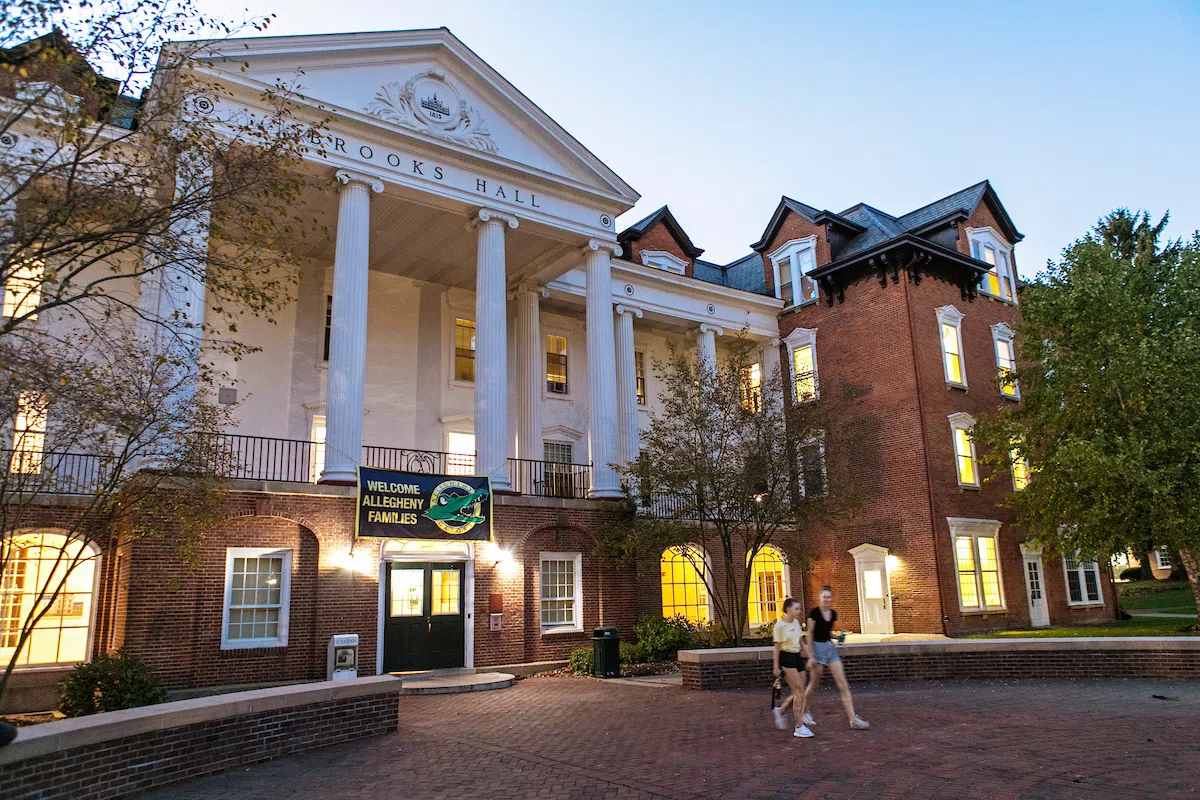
972, 210, 1200, 629
599, 335, 861, 646
0, 0, 328, 701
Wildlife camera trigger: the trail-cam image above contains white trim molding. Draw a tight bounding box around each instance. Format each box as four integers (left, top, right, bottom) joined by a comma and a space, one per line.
935, 305, 967, 389
538, 551, 583, 633
1062, 551, 1105, 607
221, 547, 293, 651
768, 236, 819, 307
966, 226, 1017, 304
948, 412, 980, 488
990, 322, 1020, 400
784, 326, 819, 402
639, 250, 688, 274
947, 518, 1006, 612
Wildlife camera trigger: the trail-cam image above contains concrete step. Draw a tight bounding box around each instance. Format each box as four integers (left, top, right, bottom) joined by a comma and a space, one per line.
400, 671, 515, 695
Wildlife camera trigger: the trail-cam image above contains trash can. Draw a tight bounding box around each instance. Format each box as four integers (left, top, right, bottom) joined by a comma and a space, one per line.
592, 626, 620, 678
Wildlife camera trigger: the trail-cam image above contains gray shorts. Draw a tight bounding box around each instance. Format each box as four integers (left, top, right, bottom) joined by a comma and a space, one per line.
812, 640, 840, 665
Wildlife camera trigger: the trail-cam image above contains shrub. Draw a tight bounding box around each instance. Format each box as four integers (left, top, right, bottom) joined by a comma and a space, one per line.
633, 615, 698, 661
567, 646, 594, 675
1119, 567, 1143, 581
619, 641, 648, 665
59, 650, 165, 717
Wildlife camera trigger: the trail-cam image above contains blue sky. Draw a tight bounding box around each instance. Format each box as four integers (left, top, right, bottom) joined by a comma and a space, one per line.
199, 0, 1199, 276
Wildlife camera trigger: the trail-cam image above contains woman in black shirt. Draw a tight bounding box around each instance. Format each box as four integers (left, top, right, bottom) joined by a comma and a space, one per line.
802, 586, 870, 730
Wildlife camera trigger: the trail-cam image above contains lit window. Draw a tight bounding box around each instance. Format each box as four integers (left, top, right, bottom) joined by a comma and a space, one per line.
3, 259, 44, 321
635, 351, 646, 405
308, 415, 326, 483
10, 392, 48, 475
949, 519, 1004, 611
540, 553, 582, 631
949, 413, 979, 487
431, 568, 461, 616
1010, 443, 1029, 491
1154, 547, 1172, 571
797, 433, 827, 497
454, 318, 476, 382
935, 305, 966, 387
740, 362, 761, 412
640, 250, 688, 274
0, 532, 98, 666
660, 545, 709, 624
446, 431, 475, 475
991, 323, 1019, 399
969, 228, 1017, 303
221, 547, 292, 649
323, 295, 332, 361
778, 255, 793, 306
747, 546, 787, 626
785, 327, 819, 403
542, 442, 578, 497
546, 334, 568, 394
770, 238, 818, 306
1062, 552, 1103, 606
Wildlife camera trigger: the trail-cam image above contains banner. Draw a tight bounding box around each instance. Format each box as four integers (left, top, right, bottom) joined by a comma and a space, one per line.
356, 466, 492, 541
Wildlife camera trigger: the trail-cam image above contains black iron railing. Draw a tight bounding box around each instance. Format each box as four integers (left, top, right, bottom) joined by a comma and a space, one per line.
198, 434, 322, 483
1, 450, 116, 495
362, 446, 474, 476
508, 458, 591, 499
636, 490, 700, 521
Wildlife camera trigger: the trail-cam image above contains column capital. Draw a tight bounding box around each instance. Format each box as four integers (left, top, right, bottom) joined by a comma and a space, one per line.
614, 304, 643, 319
582, 238, 622, 258
698, 323, 724, 337
763, 336, 781, 348
509, 280, 549, 300
334, 169, 384, 193
469, 207, 519, 231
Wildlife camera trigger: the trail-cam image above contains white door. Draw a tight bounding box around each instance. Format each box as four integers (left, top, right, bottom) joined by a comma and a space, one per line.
850, 545, 893, 635
1023, 554, 1050, 628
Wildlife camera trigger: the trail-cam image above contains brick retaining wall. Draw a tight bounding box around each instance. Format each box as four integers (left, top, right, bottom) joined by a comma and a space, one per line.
678, 638, 1200, 690
0, 676, 401, 800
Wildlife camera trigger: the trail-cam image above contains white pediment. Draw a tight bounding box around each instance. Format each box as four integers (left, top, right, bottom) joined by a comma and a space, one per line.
196, 29, 638, 206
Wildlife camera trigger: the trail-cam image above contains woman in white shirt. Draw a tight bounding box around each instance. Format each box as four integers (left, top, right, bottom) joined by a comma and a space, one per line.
772, 597, 813, 738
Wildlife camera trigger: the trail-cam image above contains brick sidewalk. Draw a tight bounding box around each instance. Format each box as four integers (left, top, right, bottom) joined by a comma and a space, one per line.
141, 677, 1200, 799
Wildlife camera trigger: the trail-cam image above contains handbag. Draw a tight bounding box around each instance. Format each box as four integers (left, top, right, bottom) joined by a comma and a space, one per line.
770, 676, 782, 710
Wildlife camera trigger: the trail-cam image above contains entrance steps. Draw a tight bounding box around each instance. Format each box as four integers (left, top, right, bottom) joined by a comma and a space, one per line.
396, 668, 515, 695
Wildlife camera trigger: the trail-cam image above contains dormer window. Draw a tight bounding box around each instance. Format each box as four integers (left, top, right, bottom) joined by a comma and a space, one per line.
640, 250, 688, 275
967, 227, 1017, 303
769, 237, 818, 307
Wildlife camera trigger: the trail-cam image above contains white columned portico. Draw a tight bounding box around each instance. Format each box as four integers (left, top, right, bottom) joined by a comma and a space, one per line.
583, 239, 623, 498
614, 304, 642, 469
760, 337, 783, 416
513, 282, 548, 461
696, 323, 723, 380
320, 169, 383, 483
471, 208, 518, 491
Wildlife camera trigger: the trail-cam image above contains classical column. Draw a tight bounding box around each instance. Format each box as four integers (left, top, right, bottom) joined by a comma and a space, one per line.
760, 336, 783, 417
614, 304, 642, 469
470, 208, 518, 491
320, 170, 383, 484
513, 282, 548, 461
696, 323, 723, 381
584, 239, 623, 498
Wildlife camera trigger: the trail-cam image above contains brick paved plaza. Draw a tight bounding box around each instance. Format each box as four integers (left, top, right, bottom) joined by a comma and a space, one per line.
144, 677, 1200, 799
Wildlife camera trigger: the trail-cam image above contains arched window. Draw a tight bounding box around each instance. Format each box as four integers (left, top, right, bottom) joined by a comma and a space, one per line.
660, 545, 710, 624
0, 531, 99, 666
747, 546, 788, 626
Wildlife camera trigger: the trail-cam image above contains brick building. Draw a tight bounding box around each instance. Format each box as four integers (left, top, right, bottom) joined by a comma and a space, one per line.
1, 27, 1112, 706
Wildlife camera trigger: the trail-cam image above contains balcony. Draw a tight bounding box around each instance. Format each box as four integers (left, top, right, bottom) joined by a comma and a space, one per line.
1, 450, 116, 496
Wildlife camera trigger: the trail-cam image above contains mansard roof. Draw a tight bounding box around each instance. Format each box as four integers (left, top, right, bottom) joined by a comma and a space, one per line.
750, 196, 866, 252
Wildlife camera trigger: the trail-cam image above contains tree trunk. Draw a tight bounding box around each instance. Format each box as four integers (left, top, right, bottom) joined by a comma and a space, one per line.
1178, 547, 1200, 633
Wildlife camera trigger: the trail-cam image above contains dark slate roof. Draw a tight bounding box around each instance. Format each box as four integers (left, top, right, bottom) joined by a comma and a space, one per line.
687, 253, 768, 296
895, 181, 988, 233
617, 205, 704, 258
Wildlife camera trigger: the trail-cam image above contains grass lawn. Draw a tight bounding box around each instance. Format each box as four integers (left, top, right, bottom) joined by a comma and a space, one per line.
1118, 579, 1197, 613
964, 616, 1197, 639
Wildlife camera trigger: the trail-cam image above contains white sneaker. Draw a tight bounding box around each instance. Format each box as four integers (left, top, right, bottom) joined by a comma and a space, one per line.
849, 716, 870, 730
802, 713, 816, 727
772, 707, 787, 730
793, 724, 814, 738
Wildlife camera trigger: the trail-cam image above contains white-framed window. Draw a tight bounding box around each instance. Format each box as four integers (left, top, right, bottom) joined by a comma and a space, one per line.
1153, 547, 1172, 571
308, 415, 326, 483
454, 317, 476, 383
784, 327, 818, 402
221, 547, 292, 650
948, 412, 979, 488
948, 518, 1005, 611
1062, 552, 1103, 606
3, 258, 44, 321
1010, 443, 1030, 491
635, 351, 647, 405
990, 323, 1019, 399
446, 430, 476, 476
967, 227, 1017, 303
797, 432, 827, 497
544, 441, 573, 464
640, 250, 688, 274
545, 334, 569, 394
936, 305, 967, 388
660, 544, 711, 624
769, 237, 819, 307
539, 552, 582, 632
747, 545, 789, 626
9, 392, 48, 475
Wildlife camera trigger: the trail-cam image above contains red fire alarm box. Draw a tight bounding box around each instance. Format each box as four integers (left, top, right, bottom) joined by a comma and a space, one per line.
489, 593, 503, 631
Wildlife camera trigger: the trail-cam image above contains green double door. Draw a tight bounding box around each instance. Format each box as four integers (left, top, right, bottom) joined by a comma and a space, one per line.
383, 561, 466, 672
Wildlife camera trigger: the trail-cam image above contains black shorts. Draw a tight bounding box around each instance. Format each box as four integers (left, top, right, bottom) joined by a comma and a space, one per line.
779, 651, 806, 670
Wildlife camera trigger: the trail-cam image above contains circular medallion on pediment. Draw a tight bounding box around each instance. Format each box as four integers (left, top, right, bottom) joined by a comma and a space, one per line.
411, 73, 461, 129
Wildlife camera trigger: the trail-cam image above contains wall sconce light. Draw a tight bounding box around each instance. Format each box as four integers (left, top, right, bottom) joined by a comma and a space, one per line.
885, 554, 901, 573
336, 541, 372, 574
487, 542, 518, 574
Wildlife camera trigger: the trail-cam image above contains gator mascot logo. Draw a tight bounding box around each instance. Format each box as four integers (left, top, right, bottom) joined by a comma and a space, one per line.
423, 480, 489, 535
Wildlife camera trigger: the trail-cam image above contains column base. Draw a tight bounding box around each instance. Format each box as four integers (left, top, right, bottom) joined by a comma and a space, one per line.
587, 487, 624, 500
490, 477, 513, 493
319, 466, 358, 484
